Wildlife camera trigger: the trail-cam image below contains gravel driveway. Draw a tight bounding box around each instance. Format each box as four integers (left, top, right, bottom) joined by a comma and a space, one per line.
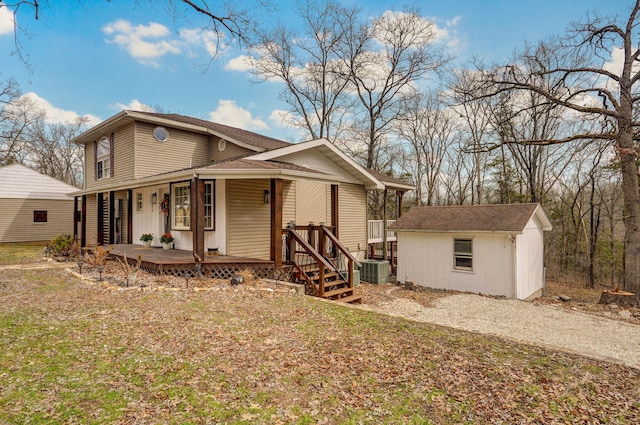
362, 291, 640, 369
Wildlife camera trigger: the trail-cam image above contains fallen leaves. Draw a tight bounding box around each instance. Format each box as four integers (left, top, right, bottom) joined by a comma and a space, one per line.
0, 268, 639, 424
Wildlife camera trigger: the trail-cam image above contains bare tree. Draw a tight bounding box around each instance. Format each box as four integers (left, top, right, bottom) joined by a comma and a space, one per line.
396, 91, 456, 205
0, 79, 44, 165
449, 69, 495, 204
25, 117, 86, 186
463, 2, 640, 297
341, 9, 449, 170
250, 0, 356, 142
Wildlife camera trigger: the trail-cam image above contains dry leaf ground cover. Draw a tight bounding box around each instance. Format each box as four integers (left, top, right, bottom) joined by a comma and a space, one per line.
1, 266, 639, 424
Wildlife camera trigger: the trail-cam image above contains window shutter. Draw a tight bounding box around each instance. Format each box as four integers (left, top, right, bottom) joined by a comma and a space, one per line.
93, 140, 98, 180
109, 132, 115, 177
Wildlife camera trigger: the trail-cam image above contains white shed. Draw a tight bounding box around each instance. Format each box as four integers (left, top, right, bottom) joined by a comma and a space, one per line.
0, 164, 77, 243
389, 203, 552, 300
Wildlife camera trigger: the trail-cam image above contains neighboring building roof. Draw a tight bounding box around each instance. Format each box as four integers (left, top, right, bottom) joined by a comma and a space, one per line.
0, 164, 77, 200
389, 203, 552, 233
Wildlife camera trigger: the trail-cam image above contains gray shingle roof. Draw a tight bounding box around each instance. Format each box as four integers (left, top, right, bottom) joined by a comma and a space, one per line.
389, 203, 542, 232
139, 112, 291, 151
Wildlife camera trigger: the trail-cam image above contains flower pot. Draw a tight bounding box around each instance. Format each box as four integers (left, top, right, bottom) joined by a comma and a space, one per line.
162, 242, 172, 250
142, 240, 151, 248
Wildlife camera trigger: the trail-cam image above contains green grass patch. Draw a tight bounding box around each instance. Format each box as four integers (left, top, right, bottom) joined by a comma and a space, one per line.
0, 242, 47, 264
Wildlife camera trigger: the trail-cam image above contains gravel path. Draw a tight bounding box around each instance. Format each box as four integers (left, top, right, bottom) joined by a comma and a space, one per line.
363, 290, 640, 369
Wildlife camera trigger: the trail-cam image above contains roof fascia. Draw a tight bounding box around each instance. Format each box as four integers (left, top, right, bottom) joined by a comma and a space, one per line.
533, 205, 553, 231
246, 138, 384, 189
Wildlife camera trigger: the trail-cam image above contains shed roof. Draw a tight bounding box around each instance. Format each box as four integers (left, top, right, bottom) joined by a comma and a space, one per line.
0, 164, 77, 200
389, 203, 552, 233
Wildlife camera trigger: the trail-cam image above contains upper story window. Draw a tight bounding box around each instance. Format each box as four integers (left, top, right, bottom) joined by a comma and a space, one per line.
96, 136, 111, 180
453, 238, 473, 271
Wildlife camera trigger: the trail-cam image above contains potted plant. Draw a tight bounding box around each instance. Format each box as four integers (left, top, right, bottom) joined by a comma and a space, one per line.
160, 232, 174, 250
140, 233, 153, 247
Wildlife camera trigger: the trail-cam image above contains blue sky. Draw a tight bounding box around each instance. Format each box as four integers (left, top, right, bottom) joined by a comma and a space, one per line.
0, 0, 632, 142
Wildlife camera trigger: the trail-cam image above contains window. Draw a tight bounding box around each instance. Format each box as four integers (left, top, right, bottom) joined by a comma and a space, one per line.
136, 192, 143, 213
96, 136, 111, 180
33, 210, 48, 223
453, 238, 473, 271
204, 181, 215, 230
172, 182, 191, 229
153, 126, 169, 142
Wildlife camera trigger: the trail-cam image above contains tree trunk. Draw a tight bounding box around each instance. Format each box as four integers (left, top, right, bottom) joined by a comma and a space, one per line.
618, 124, 640, 299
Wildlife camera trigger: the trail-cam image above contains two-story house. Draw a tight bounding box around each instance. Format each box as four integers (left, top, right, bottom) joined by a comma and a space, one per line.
71, 111, 412, 295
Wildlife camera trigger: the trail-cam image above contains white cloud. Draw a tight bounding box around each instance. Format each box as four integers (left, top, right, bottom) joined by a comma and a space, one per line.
111, 99, 155, 112
22, 92, 101, 126
208, 100, 268, 130
103, 19, 181, 67
269, 109, 295, 128
0, 5, 15, 35
179, 27, 225, 57
225, 55, 255, 72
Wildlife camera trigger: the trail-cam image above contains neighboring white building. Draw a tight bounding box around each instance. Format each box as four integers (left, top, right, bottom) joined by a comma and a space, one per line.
0, 164, 77, 243
389, 203, 552, 300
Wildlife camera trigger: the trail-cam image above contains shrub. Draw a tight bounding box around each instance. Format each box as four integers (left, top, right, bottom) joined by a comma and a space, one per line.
47, 234, 75, 257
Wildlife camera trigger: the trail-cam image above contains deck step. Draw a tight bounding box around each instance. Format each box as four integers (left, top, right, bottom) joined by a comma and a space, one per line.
322, 286, 353, 298
309, 271, 339, 281
335, 294, 362, 304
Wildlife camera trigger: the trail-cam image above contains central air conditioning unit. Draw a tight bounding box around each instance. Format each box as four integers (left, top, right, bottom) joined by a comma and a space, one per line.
359, 259, 390, 285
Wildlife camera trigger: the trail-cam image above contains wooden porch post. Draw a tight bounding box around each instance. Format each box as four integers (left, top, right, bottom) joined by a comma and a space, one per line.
73, 196, 79, 241
81, 195, 87, 247
191, 177, 205, 260
382, 188, 388, 261
97, 192, 104, 245
397, 191, 405, 217
108, 191, 115, 244
331, 184, 339, 238
127, 190, 133, 244
271, 178, 283, 267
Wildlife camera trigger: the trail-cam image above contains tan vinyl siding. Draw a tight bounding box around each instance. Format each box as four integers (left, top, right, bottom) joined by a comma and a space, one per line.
211, 137, 254, 162
114, 124, 135, 182
338, 183, 367, 253
282, 181, 296, 226
135, 122, 210, 179
295, 181, 328, 225
226, 179, 271, 260
85, 194, 97, 246
85, 124, 135, 190
0, 199, 73, 243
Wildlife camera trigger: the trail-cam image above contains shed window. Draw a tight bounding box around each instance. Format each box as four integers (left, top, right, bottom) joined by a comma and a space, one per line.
453, 238, 473, 271
33, 210, 47, 223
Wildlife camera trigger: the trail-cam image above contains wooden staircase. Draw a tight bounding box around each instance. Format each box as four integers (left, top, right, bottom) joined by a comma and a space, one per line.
283, 224, 362, 304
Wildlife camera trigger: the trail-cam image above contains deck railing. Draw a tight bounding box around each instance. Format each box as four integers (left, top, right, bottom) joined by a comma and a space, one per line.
367, 220, 397, 244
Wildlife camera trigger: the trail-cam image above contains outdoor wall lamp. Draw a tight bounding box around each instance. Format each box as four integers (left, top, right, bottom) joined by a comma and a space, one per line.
151, 193, 158, 204
264, 189, 270, 204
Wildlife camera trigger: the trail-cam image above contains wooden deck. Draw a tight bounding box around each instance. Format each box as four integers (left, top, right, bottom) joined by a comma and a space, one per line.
106, 244, 280, 279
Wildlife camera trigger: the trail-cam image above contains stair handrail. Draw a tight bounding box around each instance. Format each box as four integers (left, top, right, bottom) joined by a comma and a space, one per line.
283, 228, 336, 297
320, 225, 361, 290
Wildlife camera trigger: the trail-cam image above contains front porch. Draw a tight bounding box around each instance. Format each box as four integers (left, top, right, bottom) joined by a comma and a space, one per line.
108, 244, 281, 280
